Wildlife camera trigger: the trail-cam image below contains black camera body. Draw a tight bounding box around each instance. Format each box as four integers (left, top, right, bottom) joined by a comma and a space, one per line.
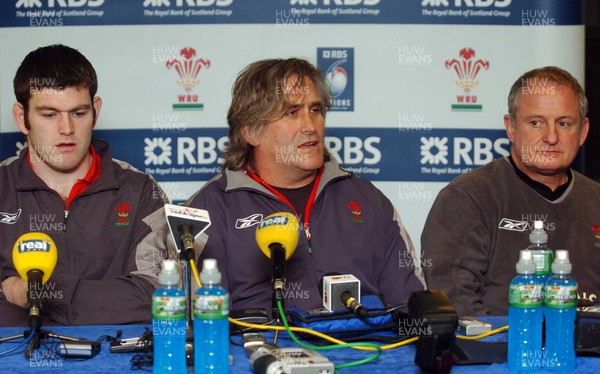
576, 308, 600, 356
408, 289, 458, 374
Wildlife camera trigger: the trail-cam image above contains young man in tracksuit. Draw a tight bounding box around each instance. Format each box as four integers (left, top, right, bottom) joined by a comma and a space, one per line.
186, 58, 426, 317
0, 45, 170, 326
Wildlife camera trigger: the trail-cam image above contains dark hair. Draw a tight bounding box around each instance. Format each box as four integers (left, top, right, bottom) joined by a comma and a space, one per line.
507, 66, 587, 124
223, 58, 331, 171
14, 44, 98, 114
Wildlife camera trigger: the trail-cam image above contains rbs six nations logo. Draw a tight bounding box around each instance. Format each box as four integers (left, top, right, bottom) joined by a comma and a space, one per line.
318, 48, 354, 111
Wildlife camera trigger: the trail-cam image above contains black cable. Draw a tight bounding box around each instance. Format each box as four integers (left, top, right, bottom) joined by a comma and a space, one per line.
25, 334, 90, 363
131, 351, 153, 371
229, 319, 277, 336
285, 303, 407, 322
96, 330, 123, 343
363, 303, 407, 318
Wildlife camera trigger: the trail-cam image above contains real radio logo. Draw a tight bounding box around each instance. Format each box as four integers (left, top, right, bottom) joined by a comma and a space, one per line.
445, 47, 489, 112
165, 47, 211, 111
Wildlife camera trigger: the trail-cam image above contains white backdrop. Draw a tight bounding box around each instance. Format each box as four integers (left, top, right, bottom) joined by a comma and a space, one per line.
0, 0, 585, 255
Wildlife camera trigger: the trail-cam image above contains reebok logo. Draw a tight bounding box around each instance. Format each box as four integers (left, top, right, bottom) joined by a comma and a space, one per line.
0, 209, 22, 224
235, 213, 263, 229
498, 218, 528, 232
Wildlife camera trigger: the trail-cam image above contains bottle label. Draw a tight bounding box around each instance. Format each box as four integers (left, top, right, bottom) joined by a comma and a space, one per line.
152, 295, 186, 320
509, 283, 542, 308
532, 252, 552, 275
194, 294, 229, 320
544, 285, 578, 309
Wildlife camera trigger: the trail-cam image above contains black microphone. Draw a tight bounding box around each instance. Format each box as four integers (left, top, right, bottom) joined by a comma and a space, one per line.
341, 291, 368, 317
164, 204, 212, 326
321, 273, 368, 317
177, 223, 195, 261
25, 269, 44, 331
164, 204, 212, 260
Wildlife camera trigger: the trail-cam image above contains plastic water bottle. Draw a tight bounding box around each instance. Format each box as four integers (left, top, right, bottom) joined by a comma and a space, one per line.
508, 249, 543, 372
194, 259, 229, 373
527, 220, 553, 284
544, 249, 577, 371
153, 259, 187, 373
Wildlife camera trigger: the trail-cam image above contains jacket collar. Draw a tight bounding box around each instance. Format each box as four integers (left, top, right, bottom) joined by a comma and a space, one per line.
16, 138, 119, 193
223, 157, 351, 198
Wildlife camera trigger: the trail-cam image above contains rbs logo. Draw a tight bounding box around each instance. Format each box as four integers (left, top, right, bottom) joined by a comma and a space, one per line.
453, 137, 509, 165
322, 50, 348, 59
420, 136, 509, 166
143, 0, 232, 6
16, 0, 104, 7
291, 0, 380, 5
326, 136, 381, 165
177, 136, 229, 165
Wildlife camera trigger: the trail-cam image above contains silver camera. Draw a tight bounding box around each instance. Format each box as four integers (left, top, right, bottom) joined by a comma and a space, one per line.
242, 333, 334, 374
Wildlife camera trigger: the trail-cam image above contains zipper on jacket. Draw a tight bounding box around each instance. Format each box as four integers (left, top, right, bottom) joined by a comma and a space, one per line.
63, 209, 69, 231
305, 225, 312, 254
245, 167, 323, 256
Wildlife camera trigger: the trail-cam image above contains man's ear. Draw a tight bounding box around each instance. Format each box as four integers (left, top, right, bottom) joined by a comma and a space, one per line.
13, 102, 28, 135
503, 114, 515, 143
579, 117, 589, 147
92, 96, 102, 129
242, 125, 259, 147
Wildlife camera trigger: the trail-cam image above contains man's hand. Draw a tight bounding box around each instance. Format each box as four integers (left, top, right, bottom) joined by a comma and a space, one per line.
1, 276, 28, 308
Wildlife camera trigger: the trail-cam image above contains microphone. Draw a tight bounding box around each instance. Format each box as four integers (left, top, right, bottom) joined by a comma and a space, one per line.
255, 212, 299, 259
164, 204, 211, 326
341, 291, 367, 317
322, 274, 367, 317
255, 212, 299, 316
255, 212, 299, 282
12, 232, 58, 332
164, 204, 211, 261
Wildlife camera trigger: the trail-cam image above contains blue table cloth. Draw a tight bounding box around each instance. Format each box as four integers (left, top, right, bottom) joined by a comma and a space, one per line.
0, 317, 598, 373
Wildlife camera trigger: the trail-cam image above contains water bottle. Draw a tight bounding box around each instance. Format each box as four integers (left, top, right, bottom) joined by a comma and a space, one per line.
194, 259, 229, 373
508, 249, 543, 372
544, 249, 577, 371
153, 259, 187, 373
527, 220, 553, 284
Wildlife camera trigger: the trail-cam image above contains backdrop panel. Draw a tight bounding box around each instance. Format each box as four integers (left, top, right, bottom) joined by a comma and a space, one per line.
0, 0, 584, 254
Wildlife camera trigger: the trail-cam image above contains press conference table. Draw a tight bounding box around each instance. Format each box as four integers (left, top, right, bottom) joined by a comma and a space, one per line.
1, 317, 599, 373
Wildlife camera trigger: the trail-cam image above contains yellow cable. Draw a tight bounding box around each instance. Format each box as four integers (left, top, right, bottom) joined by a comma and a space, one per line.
456, 325, 508, 340
229, 318, 508, 349
229, 317, 416, 351
188, 258, 202, 288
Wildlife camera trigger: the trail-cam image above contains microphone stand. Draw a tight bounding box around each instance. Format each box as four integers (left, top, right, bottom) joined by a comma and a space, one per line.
0, 329, 83, 359
178, 223, 196, 328
25, 269, 44, 356
0, 274, 82, 359
24, 330, 82, 359
270, 244, 287, 321
178, 223, 197, 353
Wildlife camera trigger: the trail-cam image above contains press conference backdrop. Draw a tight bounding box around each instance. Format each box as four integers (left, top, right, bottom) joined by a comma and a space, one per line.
0, 0, 584, 256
